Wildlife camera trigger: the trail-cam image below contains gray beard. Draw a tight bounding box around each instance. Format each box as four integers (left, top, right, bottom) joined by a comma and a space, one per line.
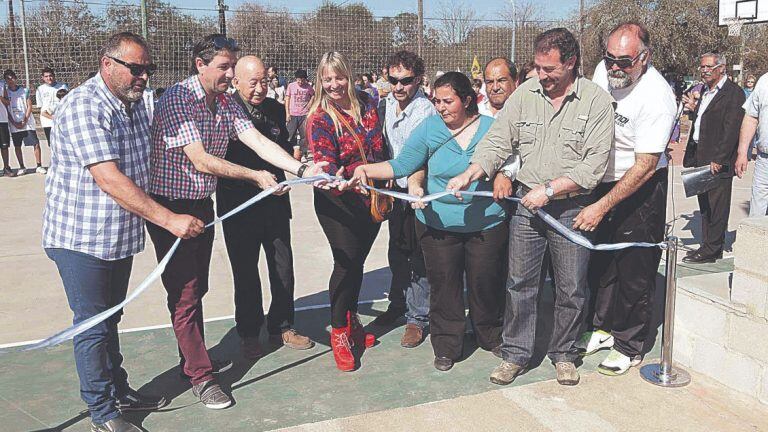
607, 71, 633, 90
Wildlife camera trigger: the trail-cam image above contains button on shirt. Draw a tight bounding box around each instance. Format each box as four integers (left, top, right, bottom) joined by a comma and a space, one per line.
693, 75, 728, 142
149, 75, 253, 200
43, 74, 151, 260
472, 76, 615, 190
383, 89, 437, 187
744, 72, 768, 154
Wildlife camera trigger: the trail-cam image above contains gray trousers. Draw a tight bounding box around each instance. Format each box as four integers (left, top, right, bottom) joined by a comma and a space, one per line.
501, 193, 595, 366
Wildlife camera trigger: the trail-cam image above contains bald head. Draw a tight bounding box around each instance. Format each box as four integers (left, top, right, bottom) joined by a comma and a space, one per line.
233, 55, 268, 105
604, 23, 650, 89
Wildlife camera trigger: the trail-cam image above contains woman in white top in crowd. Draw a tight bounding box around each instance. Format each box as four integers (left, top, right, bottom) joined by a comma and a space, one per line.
267, 77, 286, 104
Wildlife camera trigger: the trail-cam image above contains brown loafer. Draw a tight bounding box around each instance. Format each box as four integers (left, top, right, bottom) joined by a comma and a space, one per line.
400, 324, 424, 348
270, 329, 315, 350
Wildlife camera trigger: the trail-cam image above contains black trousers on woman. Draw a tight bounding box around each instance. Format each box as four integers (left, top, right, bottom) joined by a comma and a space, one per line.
314, 190, 381, 328
416, 221, 507, 361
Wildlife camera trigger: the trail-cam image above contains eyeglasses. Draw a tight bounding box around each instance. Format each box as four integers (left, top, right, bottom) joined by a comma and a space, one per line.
603, 50, 646, 69
698, 64, 722, 71
212, 36, 238, 51
107, 56, 157, 77
387, 75, 418, 86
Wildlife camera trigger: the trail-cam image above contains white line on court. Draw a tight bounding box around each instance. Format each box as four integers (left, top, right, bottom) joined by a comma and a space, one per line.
0, 298, 388, 350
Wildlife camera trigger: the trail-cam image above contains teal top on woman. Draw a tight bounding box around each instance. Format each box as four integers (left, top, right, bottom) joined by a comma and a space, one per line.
388, 114, 506, 233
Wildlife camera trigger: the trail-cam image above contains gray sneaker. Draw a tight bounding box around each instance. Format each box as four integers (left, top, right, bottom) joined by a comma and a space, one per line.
192, 380, 232, 410
489, 361, 526, 385
91, 416, 141, 432
555, 361, 580, 386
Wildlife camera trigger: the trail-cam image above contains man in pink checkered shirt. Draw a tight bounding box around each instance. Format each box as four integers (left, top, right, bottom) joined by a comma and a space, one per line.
147, 34, 327, 410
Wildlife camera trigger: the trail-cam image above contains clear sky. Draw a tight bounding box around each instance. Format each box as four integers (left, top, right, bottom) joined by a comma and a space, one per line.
8, 0, 580, 21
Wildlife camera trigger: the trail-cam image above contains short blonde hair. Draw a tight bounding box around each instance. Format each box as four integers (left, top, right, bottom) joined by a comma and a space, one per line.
307, 51, 362, 138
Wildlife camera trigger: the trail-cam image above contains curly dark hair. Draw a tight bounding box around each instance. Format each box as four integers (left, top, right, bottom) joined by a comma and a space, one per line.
386, 50, 426, 78
434, 71, 478, 116
534, 28, 580, 77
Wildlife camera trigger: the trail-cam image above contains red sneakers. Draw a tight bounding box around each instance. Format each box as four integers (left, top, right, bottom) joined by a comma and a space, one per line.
330, 327, 355, 371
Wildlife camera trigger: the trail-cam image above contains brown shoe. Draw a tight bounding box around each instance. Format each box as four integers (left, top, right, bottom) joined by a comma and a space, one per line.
241, 337, 263, 360
400, 324, 424, 348
271, 329, 315, 350
555, 361, 580, 386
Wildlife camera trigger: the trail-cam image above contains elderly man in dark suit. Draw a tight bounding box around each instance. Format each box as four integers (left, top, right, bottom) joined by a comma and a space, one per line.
682, 52, 745, 264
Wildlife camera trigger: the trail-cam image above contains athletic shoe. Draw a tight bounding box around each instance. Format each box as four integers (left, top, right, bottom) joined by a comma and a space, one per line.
90, 416, 141, 432
489, 361, 526, 385
16, 167, 25, 176
192, 380, 232, 410
555, 361, 580, 386
576, 329, 614, 356
117, 388, 167, 411
597, 348, 642, 376
2, 167, 15, 177
35, 166, 47, 174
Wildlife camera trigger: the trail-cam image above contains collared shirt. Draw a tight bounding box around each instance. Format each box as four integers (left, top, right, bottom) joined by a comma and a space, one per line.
36, 81, 68, 128
472, 76, 615, 191
149, 75, 253, 200
478, 99, 495, 117
477, 98, 521, 180
744, 72, 768, 154
383, 89, 437, 187
42, 74, 151, 260
693, 75, 728, 142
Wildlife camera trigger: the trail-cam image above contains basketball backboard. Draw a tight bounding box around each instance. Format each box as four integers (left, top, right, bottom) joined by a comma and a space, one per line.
719, 0, 767, 25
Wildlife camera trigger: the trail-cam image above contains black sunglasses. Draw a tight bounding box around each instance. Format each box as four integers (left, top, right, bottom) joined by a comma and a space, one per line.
387, 75, 418, 86
212, 36, 239, 51
107, 56, 157, 77
603, 50, 646, 70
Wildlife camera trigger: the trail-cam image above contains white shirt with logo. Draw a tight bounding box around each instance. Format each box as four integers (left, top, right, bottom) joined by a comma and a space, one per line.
36, 82, 68, 128
593, 61, 677, 182
6, 86, 36, 133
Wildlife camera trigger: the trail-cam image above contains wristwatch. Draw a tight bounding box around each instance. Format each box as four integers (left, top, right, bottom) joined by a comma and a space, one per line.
297, 164, 309, 178
544, 181, 555, 199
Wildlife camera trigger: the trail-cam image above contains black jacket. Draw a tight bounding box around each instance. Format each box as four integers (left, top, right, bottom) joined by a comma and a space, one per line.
217, 94, 292, 218
688, 78, 745, 176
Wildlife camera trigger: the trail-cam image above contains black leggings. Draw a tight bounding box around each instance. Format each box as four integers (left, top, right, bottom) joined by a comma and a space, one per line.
314, 190, 381, 328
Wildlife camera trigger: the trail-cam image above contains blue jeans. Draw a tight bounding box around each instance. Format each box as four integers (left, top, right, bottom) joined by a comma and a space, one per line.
501, 193, 595, 366
45, 248, 133, 425
388, 200, 430, 327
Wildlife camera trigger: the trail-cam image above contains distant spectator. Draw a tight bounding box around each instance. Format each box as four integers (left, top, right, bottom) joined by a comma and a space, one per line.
0, 75, 13, 177
40, 88, 69, 129
267, 76, 285, 104
268, 66, 286, 87
422, 76, 433, 100
472, 78, 485, 104
517, 61, 536, 86
376, 66, 392, 98
285, 68, 314, 160
4, 69, 44, 175
36, 67, 68, 145
744, 74, 756, 98
361, 72, 379, 104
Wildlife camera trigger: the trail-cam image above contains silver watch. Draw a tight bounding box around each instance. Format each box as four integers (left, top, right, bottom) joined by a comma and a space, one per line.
544, 181, 555, 198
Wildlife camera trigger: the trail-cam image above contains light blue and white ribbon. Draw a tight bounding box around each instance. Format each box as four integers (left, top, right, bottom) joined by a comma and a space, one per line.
0, 174, 663, 354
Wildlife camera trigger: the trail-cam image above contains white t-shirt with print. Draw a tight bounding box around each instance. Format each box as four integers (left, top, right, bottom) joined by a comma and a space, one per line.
6, 86, 36, 133
36, 82, 68, 128
593, 61, 677, 182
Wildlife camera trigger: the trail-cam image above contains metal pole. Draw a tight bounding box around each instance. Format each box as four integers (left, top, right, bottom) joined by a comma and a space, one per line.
640, 236, 691, 387
19, 0, 30, 88
8, 0, 17, 53
140, 0, 148, 39
579, 0, 584, 73
217, 0, 227, 36
417, 0, 424, 57
510, 0, 516, 62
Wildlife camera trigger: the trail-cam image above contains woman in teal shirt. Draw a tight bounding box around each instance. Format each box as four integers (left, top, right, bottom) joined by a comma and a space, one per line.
350, 72, 507, 371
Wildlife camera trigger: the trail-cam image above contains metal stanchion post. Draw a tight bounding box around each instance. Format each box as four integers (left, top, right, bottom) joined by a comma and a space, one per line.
640, 236, 691, 387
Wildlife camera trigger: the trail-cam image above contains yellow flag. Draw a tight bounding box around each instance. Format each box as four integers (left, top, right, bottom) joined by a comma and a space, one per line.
471, 56, 482, 79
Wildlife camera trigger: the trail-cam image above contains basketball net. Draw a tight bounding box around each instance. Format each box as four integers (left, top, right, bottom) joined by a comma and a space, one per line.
724, 17, 746, 36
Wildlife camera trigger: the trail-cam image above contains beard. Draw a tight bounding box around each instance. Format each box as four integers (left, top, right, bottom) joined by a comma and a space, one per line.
607, 70, 634, 89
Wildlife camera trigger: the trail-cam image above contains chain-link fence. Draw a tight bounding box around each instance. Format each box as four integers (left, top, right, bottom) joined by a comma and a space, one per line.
0, 0, 571, 93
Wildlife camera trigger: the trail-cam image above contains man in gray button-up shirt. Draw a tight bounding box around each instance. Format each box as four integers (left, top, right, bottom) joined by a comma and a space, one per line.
448, 28, 614, 387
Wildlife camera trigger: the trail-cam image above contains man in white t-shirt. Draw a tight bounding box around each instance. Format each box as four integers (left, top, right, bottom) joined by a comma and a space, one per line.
735, 72, 768, 216
36, 67, 68, 145
574, 23, 677, 376
0, 78, 13, 176
3, 69, 44, 175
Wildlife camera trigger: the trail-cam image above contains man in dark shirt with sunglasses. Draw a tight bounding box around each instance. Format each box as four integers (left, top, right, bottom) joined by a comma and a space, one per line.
576, 22, 677, 376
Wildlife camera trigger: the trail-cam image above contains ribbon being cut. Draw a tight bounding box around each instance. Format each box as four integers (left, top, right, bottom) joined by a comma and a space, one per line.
0, 174, 665, 354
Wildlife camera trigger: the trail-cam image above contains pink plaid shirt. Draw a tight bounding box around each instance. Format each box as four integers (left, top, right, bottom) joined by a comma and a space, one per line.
149, 75, 253, 199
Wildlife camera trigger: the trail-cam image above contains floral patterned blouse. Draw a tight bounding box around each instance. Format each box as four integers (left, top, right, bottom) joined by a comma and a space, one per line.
307, 91, 387, 209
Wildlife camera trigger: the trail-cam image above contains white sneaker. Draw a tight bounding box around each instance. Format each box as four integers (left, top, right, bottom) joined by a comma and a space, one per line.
16, 168, 26, 176
576, 329, 614, 356
597, 348, 638, 376
35, 166, 47, 174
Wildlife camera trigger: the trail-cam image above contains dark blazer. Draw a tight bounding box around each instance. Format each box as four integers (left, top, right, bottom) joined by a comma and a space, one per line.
688, 78, 746, 177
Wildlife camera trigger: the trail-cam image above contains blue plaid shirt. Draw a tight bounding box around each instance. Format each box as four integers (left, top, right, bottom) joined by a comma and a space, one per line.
43, 74, 151, 260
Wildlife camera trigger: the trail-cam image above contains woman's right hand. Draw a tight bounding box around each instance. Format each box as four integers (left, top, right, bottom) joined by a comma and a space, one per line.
409, 184, 427, 209
342, 165, 368, 194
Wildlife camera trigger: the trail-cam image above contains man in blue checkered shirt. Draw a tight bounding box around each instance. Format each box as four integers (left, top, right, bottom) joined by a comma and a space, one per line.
42, 32, 205, 432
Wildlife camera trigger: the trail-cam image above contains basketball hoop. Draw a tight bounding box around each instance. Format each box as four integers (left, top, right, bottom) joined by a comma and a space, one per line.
724, 17, 747, 36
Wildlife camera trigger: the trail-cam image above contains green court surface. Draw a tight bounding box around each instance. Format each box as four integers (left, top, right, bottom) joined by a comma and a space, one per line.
0, 258, 733, 432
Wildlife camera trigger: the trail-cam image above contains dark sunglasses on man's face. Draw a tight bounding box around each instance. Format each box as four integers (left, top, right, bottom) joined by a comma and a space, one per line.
387, 75, 418, 86
212, 36, 238, 51
107, 56, 157, 77
603, 50, 646, 70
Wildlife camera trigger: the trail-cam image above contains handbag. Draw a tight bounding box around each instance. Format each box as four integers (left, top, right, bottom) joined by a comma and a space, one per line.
330, 105, 394, 223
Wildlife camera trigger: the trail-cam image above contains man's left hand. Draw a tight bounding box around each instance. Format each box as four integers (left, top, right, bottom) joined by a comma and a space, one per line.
520, 185, 549, 211
573, 203, 606, 232
710, 162, 723, 174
